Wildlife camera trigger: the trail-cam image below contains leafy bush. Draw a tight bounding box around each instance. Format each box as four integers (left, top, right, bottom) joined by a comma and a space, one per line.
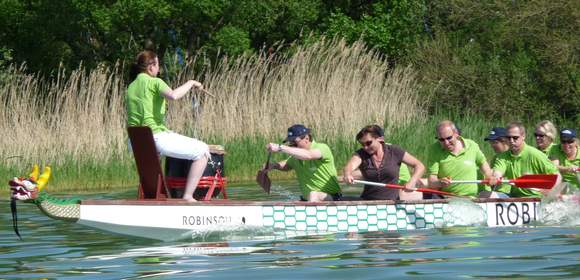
411, 0, 579, 121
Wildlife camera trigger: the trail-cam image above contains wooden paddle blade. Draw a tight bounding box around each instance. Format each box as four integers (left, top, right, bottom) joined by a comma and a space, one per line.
511, 174, 558, 189
256, 170, 271, 194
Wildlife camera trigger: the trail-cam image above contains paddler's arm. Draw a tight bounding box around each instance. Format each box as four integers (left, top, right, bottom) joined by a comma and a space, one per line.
402, 152, 425, 190
267, 143, 322, 161
269, 160, 291, 171
161, 80, 203, 100
479, 161, 498, 185
428, 175, 451, 190
342, 154, 362, 184
552, 159, 579, 174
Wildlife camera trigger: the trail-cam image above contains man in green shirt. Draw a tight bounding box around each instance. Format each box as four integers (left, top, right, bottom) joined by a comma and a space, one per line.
427, 120, 495, 197
549, 128, 579, 190
492, 122, 561, 197
264, 124, 342, 202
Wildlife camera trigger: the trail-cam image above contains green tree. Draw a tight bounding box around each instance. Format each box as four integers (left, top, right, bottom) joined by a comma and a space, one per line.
411, 0, 579, 121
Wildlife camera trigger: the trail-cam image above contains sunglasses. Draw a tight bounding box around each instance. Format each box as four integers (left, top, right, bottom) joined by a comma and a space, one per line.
436, 135, 453, 142
561, 139, 575, 144
359, 140, 374, 147
506, 136, 520, 141
534, 133, 546, 138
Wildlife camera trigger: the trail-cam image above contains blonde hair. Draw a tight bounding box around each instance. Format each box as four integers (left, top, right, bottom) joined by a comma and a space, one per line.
506, 121, 526, 136
535, 120, 557, 140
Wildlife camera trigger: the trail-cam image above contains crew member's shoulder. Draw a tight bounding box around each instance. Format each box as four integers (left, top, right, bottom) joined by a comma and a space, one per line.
461, 137, 481, 148
311, 141, 329, 148
524, 145, 549, 158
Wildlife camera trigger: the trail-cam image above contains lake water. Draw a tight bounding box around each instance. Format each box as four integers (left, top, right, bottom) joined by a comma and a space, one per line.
1, 182, 579, 279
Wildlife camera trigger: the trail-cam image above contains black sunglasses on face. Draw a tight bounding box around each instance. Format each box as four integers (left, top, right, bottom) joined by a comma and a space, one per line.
436, 135, 453, 142
507, 136, 520, 141
561, 139, 575, 144
359, 140, 374, 147
534, 133, 546, 138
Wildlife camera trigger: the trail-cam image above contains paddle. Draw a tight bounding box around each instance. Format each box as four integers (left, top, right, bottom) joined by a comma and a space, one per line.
449, 174, 558, 189
352, 179, 462, 197
196, 88, 215, 98
256, 151, 272, 194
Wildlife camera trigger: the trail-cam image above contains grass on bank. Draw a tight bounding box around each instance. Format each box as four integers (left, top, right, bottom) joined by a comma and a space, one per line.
1, 113, 542, 196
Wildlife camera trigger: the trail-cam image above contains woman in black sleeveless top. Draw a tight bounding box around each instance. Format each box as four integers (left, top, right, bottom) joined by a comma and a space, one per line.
343, 125, 425, 200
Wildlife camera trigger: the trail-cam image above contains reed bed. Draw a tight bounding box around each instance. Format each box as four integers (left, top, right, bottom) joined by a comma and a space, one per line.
0, 38, 426, 191
169, 38, 425, 140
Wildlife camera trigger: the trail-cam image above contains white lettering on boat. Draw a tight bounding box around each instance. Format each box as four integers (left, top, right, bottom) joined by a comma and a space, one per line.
182, 215, 234, 226
493, 202, 537, 226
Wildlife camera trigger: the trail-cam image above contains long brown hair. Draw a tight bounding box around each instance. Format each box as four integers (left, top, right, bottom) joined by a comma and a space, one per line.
129, 50, 157, 81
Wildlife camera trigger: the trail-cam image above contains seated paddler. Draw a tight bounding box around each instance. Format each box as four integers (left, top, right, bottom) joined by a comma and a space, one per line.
491, 122, 561, 197
549, 128, 579, 190
342, 125, 425, 200
263, 124, 342, 202
427, 120, 496, 198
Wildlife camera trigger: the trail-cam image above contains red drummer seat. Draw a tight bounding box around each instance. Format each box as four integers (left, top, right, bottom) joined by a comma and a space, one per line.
127, 126, 227, 200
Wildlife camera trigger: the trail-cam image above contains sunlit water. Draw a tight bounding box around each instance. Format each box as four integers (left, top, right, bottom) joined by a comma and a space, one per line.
1, 182, 579, 279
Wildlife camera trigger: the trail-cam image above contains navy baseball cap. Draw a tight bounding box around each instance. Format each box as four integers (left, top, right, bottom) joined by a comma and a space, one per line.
560, 128, 577, 139
284, 124, 311, 143
484, 127, 507, 141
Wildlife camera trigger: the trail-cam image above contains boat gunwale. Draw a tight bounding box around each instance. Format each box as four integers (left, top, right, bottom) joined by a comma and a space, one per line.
81, 197, 541, 206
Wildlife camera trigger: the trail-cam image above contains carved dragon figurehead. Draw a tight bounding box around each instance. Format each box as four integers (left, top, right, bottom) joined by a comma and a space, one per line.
9, 164, 51, 201
8, 164, 80, 240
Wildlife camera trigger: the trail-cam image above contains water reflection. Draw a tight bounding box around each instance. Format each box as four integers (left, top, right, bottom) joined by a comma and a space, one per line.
1, 183, 579, 279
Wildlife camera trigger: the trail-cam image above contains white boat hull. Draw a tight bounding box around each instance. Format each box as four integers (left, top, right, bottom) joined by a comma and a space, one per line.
77, 198, 541, 241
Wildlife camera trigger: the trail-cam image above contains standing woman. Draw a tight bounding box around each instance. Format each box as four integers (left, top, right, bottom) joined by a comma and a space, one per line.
343, 125, 425, 200
534, 120, 558, 156
550, 128, 579, 190
126, 50, 209, 202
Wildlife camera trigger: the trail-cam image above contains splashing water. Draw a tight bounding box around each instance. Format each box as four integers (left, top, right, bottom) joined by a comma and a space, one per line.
539, 183, 580, 226
270, 184, 300, 200
443, 198, 487, 227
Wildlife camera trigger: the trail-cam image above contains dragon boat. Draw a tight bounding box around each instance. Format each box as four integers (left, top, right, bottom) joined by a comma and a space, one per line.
9, 165, 551, 242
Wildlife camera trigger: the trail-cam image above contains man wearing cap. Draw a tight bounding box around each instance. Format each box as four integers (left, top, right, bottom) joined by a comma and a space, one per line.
483, 127, 511, 196
264, 124, 342, 202
492, 122, 561, 197
427, 120, 495, 197
549, 128, 579, 190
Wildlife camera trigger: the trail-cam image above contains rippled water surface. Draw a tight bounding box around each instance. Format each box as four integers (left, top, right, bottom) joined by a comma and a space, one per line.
1, 183, 579, 279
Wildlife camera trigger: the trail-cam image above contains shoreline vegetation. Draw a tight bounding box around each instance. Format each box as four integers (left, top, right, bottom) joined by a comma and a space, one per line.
0, 39, 572, 195
1, 39, 424, 193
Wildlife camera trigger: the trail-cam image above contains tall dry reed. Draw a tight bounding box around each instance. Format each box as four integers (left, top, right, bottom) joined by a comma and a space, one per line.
1, 65, 127, 169
0, 38, 425, 186
170, 38, 426, 140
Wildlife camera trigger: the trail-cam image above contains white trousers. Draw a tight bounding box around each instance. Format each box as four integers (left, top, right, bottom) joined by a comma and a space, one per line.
153, 131, 209, 161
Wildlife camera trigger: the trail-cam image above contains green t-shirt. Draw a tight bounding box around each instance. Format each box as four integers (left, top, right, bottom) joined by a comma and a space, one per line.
540, 142, 556, 156
286, 141, 341, 198
427, 137, 487, 197
549, 145, 579, 190
490, 155, 511, 194
493, 144, 559, 197
399, 163, 411, 184
126, 73, 171, 133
